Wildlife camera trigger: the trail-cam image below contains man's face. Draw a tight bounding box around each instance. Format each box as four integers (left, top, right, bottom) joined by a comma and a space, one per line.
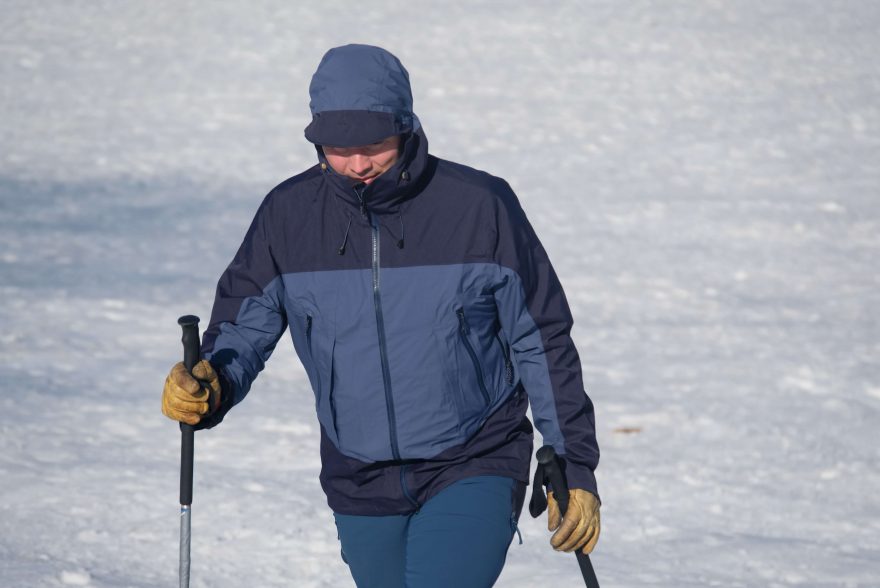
323, 135, 402, 185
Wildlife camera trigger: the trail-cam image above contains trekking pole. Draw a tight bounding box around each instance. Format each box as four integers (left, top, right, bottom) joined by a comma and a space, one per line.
535, 445, 600, 588
177, 315, 200, 588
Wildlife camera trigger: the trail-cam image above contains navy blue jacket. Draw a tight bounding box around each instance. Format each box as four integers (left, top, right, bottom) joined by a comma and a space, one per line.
199, 126, 600, 515
198, 44, 599, 515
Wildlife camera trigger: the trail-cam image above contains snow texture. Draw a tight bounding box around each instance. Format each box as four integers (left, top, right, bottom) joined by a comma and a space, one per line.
1, 1, 878, 586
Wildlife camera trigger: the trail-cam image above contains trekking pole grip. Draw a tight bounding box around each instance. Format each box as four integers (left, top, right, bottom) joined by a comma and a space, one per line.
536, 445, 601, 588
536, 445, 570, 512
178, 315, 200, 507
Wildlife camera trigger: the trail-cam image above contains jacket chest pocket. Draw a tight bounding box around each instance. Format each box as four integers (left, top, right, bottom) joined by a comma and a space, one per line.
454, 307, 514, 409
290, 312, 339, 441
456, 308, 492, 406
493, 324, 514, 386
291, 312, 318, 389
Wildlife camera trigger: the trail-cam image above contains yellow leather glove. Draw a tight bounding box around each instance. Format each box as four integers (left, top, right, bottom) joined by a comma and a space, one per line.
161, 360, 222, 425
547, 489, 601, 554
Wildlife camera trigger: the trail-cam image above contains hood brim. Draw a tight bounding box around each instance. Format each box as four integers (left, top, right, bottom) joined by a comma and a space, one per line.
304, 110, 414, 147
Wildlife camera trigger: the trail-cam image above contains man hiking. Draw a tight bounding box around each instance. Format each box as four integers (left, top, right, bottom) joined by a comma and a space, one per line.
162, 43, 600, 587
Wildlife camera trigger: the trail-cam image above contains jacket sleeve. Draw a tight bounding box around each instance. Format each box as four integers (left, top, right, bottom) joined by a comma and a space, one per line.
490, 180, 600, 498
196, 193, 288, 429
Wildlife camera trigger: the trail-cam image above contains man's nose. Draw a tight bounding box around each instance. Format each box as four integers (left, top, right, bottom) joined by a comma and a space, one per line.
350, 154, 372, 175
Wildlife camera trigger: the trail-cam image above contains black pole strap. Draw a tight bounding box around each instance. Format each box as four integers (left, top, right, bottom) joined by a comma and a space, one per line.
178, 315, 200, 507
531, 445, 601, 588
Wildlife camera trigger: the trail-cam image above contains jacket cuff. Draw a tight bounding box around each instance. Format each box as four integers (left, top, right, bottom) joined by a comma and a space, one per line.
193, 365, 234, 431
562, 458, 600, 504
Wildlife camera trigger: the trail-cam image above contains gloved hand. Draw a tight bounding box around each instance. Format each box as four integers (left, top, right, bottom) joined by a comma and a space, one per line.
161, 360, 222, 425
547, 488, 601, 554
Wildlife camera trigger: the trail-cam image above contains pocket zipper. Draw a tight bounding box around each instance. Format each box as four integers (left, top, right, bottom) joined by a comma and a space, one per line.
456, 309, 491, 405
494, 330, 514, 385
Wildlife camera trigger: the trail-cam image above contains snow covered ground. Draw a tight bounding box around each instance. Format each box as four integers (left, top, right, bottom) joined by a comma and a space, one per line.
2, 1, 878, 586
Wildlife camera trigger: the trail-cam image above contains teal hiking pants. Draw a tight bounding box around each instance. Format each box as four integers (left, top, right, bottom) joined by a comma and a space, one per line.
333, 475, 527, 588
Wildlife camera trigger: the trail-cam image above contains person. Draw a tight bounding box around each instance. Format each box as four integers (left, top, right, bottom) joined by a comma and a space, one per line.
161, 44, 600, 588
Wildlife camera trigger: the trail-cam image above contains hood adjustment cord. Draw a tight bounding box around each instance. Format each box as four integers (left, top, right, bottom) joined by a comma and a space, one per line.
393, 169, 411, 248
382, 212, 405, 249
395, 211, 405, 249
337, 213, 353, 255
380, 210, 405, 249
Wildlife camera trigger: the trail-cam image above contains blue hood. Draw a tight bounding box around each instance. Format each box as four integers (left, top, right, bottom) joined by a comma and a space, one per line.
304, 44, 421, 147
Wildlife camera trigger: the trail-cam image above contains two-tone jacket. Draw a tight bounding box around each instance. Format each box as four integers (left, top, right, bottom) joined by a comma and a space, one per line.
199, 127, 600, 515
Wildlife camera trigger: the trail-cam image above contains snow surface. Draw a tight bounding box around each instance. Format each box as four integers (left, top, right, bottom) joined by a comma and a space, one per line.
1, 1, 879, 586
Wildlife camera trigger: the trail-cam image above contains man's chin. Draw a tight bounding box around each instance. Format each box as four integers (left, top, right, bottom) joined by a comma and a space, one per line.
346, 174, 380, 185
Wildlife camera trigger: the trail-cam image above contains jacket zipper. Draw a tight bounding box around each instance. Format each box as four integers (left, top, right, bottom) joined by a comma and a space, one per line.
359, 185, 402, 462
494, 329, 514, 385
306, 315, 313, 351
456, 309, 491, 405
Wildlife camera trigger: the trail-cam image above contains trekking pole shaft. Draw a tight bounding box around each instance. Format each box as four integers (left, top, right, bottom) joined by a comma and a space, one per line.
180, 506, 191, 588
536, 445, 600, 588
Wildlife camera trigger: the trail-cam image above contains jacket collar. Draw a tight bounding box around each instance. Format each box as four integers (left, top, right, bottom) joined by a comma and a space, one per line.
317, 127, 430, 216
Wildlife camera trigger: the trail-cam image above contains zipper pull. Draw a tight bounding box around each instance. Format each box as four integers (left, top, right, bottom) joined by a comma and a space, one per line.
456, 309, 469, 334
354, 185, 368, 218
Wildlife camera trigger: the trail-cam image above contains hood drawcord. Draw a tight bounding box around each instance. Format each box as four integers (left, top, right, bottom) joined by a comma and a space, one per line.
338, 213, 353, 255
379, 210, 406, 249
338, 172, 412, 254
396, 211, 405, 249
390, 169, 410, 249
